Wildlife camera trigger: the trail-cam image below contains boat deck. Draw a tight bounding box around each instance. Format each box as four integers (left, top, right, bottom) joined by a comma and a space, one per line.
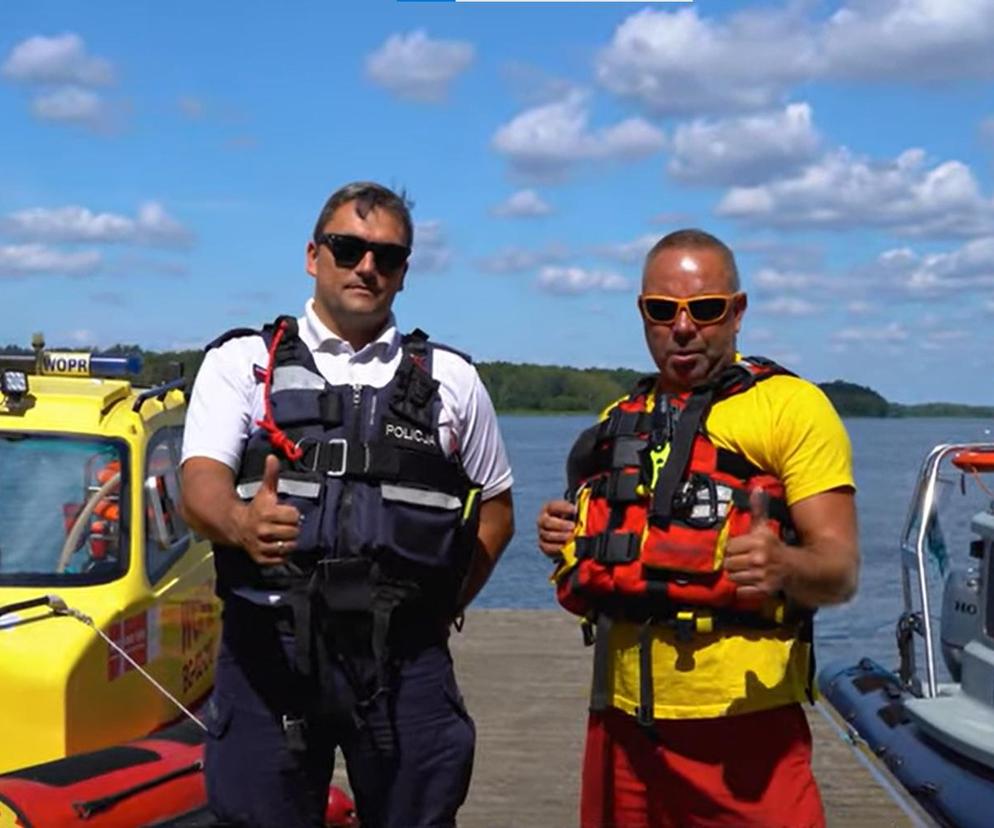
436, 609, 931, 828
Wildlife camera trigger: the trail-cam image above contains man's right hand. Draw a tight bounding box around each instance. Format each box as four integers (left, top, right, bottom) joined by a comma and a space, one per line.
235, 454, 301, 565
536, 499, 577, 559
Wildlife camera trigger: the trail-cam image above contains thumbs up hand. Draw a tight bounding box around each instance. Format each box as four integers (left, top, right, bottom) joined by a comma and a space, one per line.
236, 454, 301, 565
724, 487, 789, 599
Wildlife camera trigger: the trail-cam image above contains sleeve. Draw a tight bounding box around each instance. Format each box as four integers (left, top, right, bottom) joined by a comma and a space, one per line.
772, 380, 856, 506
456, 368, 514, 501
180, 340, 258, 472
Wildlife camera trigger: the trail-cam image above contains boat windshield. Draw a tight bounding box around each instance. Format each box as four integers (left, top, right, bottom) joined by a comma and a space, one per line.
0, 434, 128, 585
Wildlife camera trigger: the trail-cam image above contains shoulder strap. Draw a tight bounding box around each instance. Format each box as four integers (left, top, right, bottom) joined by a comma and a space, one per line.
390, 331, 440, 430
648, 386, 715, 526
205, 327, 260, 352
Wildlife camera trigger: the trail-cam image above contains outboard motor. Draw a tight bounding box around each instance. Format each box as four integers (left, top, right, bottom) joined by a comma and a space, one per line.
940, 550, 982, 681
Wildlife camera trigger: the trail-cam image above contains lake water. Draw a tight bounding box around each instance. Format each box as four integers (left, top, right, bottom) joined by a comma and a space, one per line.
475, 415, 994, 673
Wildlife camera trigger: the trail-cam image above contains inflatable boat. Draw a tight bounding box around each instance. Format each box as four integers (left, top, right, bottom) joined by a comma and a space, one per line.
819, 442, 994, 828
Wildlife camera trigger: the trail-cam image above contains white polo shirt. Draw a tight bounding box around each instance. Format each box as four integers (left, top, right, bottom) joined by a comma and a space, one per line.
181, 300, 513, 500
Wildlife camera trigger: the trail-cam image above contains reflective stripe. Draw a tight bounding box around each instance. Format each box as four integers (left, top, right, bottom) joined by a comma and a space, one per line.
278, 479, 322, 498
235, 479, 322, 499
236, 481, 260, 499
272, 365, 326, 393
381, 483, 461, 510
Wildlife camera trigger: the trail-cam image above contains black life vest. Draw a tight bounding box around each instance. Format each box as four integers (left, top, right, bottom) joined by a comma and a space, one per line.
209, 315, 481, 615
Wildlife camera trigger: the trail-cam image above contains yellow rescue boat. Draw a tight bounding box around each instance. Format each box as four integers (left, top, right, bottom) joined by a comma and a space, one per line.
0, 336, 221, 775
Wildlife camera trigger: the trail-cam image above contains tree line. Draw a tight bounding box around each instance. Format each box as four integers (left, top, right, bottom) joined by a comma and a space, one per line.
4, 344, 992, 418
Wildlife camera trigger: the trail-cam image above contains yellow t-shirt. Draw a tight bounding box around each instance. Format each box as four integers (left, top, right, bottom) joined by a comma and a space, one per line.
605, 371, 855, 719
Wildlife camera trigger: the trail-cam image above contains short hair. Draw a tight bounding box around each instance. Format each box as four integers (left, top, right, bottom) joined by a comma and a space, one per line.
312, 181, 414, 248
644, 228, 740, 292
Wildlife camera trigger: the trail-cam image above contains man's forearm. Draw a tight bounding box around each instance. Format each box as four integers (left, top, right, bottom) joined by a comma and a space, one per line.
181, 458, 248, 548
783, 539, 859, 607
458, 490, 514, 609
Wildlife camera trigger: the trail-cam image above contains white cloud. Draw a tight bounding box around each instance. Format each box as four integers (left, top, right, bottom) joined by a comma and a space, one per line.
31, 86, 110, 128
757, 296, 818, 316
869, 237, 994, 296
410, 220, 450, 272
737, 237, 825, 271
832, 321, 909, 343
593, 234, 659, 264
0, 243, 101, 277
1, 202, 194, 248
752, 267, 817, 293
822, 0, 994, 82
717, 148, 994, 238
846, 300, 873, 314
492, 189, 552, 218
595, 3, 994, 121
477, 244, 568, 274
667, 104, 821, 186
365, 30, 474, 103
920, 328, 970, 350
537, 266, 630, 295
493, 91, 664, 179
1, 33, 113, 86
596, 8, 817, 116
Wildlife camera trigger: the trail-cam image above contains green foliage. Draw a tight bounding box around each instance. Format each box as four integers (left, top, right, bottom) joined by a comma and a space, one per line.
4, 341, 992, 416
476, 362, 645, 413
890, 402, 994, 418
819, 380, 890, 417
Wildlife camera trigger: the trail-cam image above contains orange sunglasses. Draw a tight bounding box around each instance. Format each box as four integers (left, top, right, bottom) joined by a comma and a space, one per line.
638, 293, 742, 326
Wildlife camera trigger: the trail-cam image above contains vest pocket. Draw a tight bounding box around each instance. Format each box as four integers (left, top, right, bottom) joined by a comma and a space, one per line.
349, 482, 473, 568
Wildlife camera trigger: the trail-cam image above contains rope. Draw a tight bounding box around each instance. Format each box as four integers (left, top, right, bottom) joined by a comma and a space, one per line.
45, 595, 207, 732
254, 319, 303, 462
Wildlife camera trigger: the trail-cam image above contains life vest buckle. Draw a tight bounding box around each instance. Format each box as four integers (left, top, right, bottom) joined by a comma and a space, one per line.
325, 438, 348, 476
673, 610, 696, 642
672, 474, 721, 529
281, 714, 308, 753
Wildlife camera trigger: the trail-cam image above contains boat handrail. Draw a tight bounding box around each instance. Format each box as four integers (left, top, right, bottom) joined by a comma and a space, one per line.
899, 441, 994, 698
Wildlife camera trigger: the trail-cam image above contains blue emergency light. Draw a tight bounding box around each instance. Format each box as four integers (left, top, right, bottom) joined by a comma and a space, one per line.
0, 350, 143, 378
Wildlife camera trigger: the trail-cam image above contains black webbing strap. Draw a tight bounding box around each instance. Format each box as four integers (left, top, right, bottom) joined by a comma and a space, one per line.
287, 583, 314, 678
575, 533, 640, 564
390, 333, 438, 431
649, 389, 714, 526
589, 471, 641, 503
715, 448, 762, 482
729, 488, 792, 528
587, 437, 644, 474
296, 438, 467, 495
596, 409, 653, 441
589, 614, 613, 712
636, 621, 659, 739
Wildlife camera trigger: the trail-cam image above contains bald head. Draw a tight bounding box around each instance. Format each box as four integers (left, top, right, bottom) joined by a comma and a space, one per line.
643, 229, 740, 293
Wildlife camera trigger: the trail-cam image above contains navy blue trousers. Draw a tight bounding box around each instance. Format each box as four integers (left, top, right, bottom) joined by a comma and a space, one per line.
204, 598, 475, 828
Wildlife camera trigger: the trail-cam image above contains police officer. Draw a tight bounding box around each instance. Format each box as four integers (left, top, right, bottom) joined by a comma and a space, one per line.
181, 181, 514, 828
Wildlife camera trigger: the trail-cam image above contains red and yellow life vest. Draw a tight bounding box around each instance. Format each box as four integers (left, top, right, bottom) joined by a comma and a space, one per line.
556, 358, 801, 633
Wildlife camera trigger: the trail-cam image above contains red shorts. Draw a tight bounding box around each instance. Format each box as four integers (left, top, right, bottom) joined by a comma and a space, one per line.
581, 705, 825, 828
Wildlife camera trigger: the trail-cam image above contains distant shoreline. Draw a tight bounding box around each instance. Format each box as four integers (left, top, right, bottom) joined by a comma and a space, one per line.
3, 345, 991, 418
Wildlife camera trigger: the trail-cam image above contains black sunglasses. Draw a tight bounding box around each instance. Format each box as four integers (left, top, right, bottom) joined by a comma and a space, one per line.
316, 233, 411, 272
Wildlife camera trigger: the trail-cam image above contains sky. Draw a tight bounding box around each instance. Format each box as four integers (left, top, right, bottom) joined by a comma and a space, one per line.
1, 0, 993, 405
